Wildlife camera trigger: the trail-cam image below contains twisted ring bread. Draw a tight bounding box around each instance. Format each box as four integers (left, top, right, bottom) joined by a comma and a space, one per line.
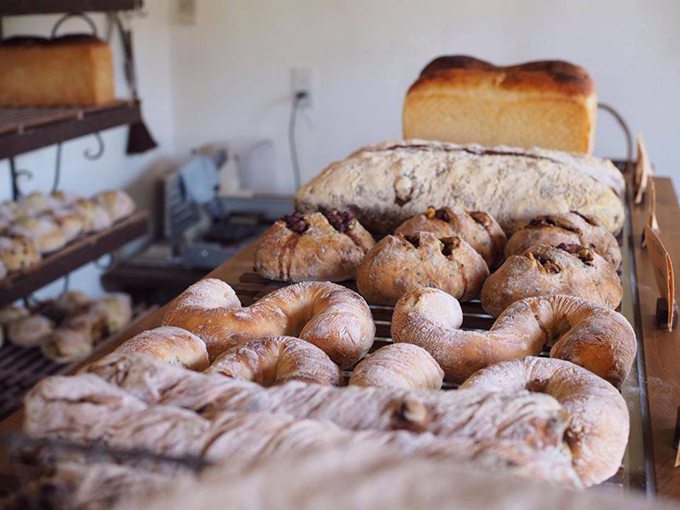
349, 343, 444, 390
207, 336, 342, 386
461, 357, 629, 486
391, 287, 636, 387
163, 279, 375, 368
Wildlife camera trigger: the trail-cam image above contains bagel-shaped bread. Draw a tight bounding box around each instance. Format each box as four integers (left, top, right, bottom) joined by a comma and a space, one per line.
391, 287, 636, 387
481, 243, 622, 317
254, 211, 375, 282
505, 211, 621, 268
162, 279, 375, 369
112, 326, 209, 371
0, 235, 41, 272
10, 216, 66, 254
461, 357, 629, 486
41, 328, 93, 363
349, 343, 444, 390
93, 189, 136, 222
394, 206, 506, 267
7, 314, 54, 347
207, 336, 342, 386
356, 232, 489, 305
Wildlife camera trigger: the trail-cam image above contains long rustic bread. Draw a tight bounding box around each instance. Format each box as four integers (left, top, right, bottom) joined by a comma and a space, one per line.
295, 140, 625, 236
403, 56, 597, 153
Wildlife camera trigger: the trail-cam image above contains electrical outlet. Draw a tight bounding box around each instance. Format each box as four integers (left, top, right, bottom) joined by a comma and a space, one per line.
175, 0, 198, 25
291, 67, 314, 108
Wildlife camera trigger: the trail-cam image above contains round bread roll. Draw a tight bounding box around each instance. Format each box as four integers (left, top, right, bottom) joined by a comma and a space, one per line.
0, 305, 29, 326
73, 198, 113, 233
92, 293, 133, 334
349, 343, 444, 390
0, 235, 41, 272
41, 328, 93, 363
93, 190, 135, 222
356, 232, 489, 305
207, 336, 342, 386
47, 208, 84, 243
504, 211, 621, 268
113, 326, 209, 370
162, 279, 375, 368
481, 243, 622, 317
20, 191, 60, 216
62, 307, 108, 342
51, 190, 83, 207
394, 206, 506, 267
254, 211, 375, 282
7, 314, 54, 347
10, 216, 66, 254
55, 290, 92, 316
391, 287, 636, 387
461, 357, 629, 486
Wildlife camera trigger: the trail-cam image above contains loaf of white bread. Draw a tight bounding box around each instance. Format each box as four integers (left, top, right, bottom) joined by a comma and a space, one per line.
402, 56, 597, 153
0, 35, 114, 106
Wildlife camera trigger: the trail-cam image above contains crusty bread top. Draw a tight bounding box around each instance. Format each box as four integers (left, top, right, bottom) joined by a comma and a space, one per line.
409, 55, 594, 97
0, 35, 108, 49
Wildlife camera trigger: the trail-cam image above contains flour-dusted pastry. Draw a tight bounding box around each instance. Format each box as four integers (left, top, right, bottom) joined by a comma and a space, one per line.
51, 189, 83, 207
0, 202, 15, 229
462, 357, 629, 486
41, 328, 93, 363
62, 307, 108, 342
0, 304, 29, 326
349, 343, 444, 390
7, 314, 54, 347
54, 290, 92, 316
0, 234, 41, 273
94, 189, 136, 222
73, 198, 113, 233
163, 279, 375, 368
19, 190, 61, 216
481, 243, 622, 317
92, 292, 133, 334
392, 288, 636, 387
403, 56, 598, 154
394, 206, 506, 267
10, 216, 66, 254
356, 232, 488, 305
295, 140, 625, 236
47, 208, 85, 243
504, 211, 621, 268
254, 211, 375, 282
207, 336, 342, 386
112, 326, 209, 371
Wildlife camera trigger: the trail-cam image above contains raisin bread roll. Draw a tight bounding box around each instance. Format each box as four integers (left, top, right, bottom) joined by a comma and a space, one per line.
349, 343, 444, 390
481, 243, 622, 317
394, 206, 506, 267
254, 211, 375, 282
0, 235, 41, 272
356, 232, 488, 305
504, 211, 621, 268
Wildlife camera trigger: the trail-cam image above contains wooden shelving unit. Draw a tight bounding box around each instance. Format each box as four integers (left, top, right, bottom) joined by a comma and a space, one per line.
0, 211, 149, 308
0, 0, 141, 16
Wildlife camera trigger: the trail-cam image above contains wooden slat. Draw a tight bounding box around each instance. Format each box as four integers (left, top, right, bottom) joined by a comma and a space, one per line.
0, 0, 141, 15
0, 211, 149, 308
628, 174, 680, 498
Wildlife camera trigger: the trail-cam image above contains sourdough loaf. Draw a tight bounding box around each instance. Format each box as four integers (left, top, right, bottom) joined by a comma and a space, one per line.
295, 140, 625, 236
403, 56, 597, 153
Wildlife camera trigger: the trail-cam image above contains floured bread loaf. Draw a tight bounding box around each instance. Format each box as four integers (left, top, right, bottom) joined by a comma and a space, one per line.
295, 140, 625, 236
403, 56, 597, 153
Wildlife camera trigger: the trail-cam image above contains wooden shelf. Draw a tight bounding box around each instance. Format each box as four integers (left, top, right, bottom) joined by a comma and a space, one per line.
0, 0, 142, 15
0, 210, 148, 307
0, 101, 141, 159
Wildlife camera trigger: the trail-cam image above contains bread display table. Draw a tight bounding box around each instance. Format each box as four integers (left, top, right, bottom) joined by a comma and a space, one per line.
0, 171, 679, 500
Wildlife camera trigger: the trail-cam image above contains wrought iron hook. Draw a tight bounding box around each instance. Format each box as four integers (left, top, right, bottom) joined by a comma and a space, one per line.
51, 12, 99, 39
84, 132, 105, 160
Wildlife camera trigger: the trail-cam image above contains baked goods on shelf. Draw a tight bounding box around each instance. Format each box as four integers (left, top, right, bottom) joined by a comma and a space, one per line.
207, 336, 342, 386
254, 210, 375, 282
94, 190, 136, 222
7, 314, 54, 347
0, 35, 115, 106
162, 279, 375, 368
73, 198, 114, 233
349, 343, 444, 390
402, 56, 597, 154
480, 243, 622, 317
9, 216, 66, 254
394, 206, 506, 267
391, 287, 635, 387
295, 140, 625, 237
0, 235, 41, 273
41, 328, 92, 364
461, 357, 628, 486
504, 211, 622, 268
356, 232, 488, 305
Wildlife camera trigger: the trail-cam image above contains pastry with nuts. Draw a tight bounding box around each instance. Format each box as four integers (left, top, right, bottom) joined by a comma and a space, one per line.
356, 231, 489, 305
394, 206, 506, 267
254, 210, 375, 282
481, 243, 622, 317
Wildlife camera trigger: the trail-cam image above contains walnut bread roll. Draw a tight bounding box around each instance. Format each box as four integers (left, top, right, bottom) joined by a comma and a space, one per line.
294, 139, 625, 237
403, 56, 597, 154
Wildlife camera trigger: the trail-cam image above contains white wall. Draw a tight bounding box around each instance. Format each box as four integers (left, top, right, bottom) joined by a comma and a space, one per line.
168, 0, 680, 193
1, 0, 176, 297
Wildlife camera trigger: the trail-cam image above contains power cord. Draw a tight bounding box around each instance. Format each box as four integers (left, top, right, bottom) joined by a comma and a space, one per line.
288, 91, 308, 191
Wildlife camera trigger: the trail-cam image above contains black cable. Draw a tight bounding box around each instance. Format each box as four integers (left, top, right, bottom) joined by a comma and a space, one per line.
288, 92, 307, 191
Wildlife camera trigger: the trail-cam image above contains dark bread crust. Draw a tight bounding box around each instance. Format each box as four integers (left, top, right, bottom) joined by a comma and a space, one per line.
410, 55, 594, 97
